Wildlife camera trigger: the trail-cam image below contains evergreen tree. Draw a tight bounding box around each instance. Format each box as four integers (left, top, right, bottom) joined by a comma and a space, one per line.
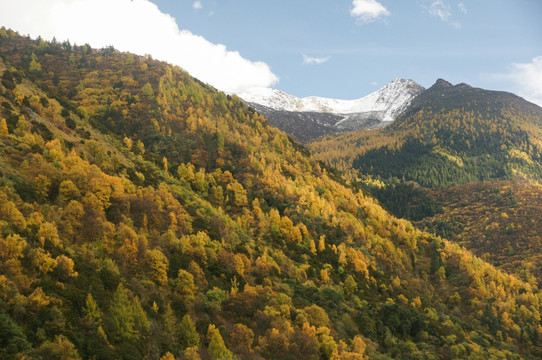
82, 293, 102, 328
207, 325, 233, 360
107, 283, 135, 342
131, 296, 150, 337
161, 303, 179, 352
179, 314, 199, 349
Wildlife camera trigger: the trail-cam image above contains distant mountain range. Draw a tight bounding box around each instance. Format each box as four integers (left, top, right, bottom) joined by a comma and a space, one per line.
237, 78, 424, 142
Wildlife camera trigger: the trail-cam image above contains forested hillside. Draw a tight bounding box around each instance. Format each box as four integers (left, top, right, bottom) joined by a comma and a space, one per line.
416, 180, 542, 285
308, 78, 542, 299
309, 79, 542, 188
1, 28, 542, 359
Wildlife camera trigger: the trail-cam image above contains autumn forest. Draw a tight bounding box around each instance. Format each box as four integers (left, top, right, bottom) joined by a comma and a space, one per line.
1, 28, 542, 360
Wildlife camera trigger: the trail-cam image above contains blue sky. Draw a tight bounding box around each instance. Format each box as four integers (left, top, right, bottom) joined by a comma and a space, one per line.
155, 0, 542, 101
1, 0, 541, 104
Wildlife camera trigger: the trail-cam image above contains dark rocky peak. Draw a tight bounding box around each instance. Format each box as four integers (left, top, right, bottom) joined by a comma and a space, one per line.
431, 78, 453, 89
456, 82, 472, 89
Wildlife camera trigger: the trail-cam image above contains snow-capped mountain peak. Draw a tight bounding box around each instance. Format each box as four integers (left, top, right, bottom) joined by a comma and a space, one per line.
237, 78, 425, 121
235, 79, 425, 142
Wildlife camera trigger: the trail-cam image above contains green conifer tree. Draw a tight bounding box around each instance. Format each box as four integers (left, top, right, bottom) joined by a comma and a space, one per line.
207, 324, 233, 360
108, 283, 135, 342
179, 314, 199, 349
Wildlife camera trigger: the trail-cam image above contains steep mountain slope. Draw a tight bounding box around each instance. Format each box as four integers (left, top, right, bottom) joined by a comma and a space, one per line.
309, 79, 542, 286
368, 178, 542, 286
417, 180, 542, 285
238, 79, 424, 142
1, 29, 542, 360
309, 79, 542, 187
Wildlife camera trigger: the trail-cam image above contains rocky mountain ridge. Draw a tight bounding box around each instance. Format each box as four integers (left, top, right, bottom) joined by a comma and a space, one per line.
237, 78, 425, 142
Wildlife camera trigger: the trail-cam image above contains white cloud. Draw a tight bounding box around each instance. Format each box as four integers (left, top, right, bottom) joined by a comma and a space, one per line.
193, 1, 202, 10
302, 54, 330, 65
483, 56, 542, 106
0, 0, 278, 93
458, 2, 467, 14
350, 0, 390, 23
429, 0, 451, 21
428, 0, 461, 28
506, 57, 542, 106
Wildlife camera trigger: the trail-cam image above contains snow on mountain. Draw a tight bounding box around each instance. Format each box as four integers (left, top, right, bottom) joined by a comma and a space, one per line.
237, 78, 425, 122
235, 79, 425, 142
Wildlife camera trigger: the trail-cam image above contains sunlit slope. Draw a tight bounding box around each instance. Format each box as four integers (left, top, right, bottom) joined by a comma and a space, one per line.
1, 29, 542, 359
